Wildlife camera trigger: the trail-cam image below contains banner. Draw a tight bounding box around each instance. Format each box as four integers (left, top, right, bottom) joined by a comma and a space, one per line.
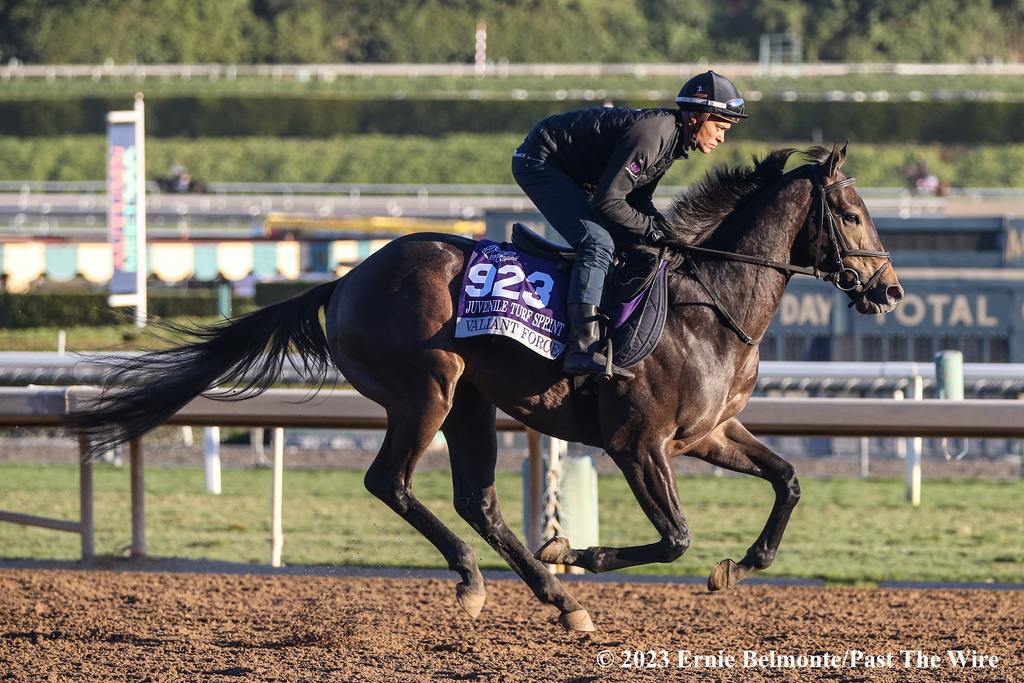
107, 95, 147, 325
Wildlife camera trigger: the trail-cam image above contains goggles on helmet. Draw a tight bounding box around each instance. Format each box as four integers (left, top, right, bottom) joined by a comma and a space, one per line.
674, 96, 746, 117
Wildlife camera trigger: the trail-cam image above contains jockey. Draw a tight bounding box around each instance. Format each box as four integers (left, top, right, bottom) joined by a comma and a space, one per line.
512, 70, 748, 379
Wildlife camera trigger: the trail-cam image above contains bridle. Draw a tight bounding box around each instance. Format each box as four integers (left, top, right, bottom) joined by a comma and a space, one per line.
808, 170, 892, 295
677, 163, 893, 345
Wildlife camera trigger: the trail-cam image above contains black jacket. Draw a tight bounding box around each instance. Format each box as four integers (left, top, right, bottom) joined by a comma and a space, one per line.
520, 106, 688, 241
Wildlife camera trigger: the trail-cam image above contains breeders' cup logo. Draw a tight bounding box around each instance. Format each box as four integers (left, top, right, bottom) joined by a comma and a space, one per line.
694, 84, 708, 99
625, 159, 643, 180
481, 244, 519, 262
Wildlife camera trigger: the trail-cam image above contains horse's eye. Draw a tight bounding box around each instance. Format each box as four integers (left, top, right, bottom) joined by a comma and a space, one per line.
843, 213, 860, 224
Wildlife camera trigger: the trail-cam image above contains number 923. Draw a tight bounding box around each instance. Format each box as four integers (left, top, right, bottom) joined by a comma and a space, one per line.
464, 263, 554, 309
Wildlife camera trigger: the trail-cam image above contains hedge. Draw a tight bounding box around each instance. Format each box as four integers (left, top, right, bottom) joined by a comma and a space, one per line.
2, 134, 1024, 188
253, 280, 332, 307
4, 97, 1024, 144
0, 291, 256, 329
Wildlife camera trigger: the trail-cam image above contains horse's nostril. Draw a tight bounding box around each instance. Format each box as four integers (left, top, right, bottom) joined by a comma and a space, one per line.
886, 285, 904, 304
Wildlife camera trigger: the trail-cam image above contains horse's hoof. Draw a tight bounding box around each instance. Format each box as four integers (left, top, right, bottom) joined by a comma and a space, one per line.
455, 582, 486, 619
707, 559, 750, 591
559, 609, 595, 632
536, 536, 572, 564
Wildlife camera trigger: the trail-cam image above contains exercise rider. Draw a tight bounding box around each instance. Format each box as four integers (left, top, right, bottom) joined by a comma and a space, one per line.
512, 70, 747, 379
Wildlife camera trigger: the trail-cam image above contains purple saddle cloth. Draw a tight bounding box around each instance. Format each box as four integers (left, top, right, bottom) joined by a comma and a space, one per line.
455, 239, 668, 366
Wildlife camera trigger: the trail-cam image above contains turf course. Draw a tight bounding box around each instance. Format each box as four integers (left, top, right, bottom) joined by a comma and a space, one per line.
1, 464, 1020, 584
6, 135, 1024, 188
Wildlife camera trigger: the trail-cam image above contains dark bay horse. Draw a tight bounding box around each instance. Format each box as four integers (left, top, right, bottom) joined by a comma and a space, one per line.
69, 144, 903, 632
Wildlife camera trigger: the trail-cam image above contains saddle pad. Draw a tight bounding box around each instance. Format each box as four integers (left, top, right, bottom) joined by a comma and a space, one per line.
609, 260, 669, 368
455, 240, 570, 359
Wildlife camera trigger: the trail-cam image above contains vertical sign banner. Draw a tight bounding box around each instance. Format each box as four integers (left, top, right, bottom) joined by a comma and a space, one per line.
107, 94, 147, 326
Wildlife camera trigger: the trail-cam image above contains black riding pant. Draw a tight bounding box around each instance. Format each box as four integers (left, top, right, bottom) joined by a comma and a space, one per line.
511, 151, 613, 307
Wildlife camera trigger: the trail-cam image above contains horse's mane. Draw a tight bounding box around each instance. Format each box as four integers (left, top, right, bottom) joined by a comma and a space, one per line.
662, 147, 830, 247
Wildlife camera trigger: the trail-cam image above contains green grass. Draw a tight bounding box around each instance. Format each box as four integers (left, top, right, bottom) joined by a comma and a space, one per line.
4, 73, 1024, 101
1, 463, 1020, 583
7, 134, 1024, 188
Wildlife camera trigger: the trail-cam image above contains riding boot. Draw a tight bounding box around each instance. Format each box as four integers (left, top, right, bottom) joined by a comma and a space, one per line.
562, 304, 634, 380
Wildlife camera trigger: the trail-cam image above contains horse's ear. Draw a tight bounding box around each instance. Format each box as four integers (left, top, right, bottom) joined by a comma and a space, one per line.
824, 141, 848, 178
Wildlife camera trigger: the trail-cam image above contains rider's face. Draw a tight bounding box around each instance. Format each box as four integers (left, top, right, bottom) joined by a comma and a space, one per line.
695, 118, 732, 154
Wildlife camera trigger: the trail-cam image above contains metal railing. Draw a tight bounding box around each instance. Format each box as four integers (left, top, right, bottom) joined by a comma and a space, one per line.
4, 179, 1024, 201
1, 384, 1022, 564
3, 353, 1024, 395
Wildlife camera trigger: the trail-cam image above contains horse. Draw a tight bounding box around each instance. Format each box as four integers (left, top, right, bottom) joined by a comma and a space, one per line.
68, 143, 903, 633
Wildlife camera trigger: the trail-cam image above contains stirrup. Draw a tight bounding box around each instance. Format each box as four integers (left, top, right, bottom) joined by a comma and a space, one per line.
563, 340, 633, 381
597, 338, 634, 381
599, 338, 615, 382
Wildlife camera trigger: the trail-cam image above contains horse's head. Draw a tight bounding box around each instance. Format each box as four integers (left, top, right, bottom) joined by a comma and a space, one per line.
800, 143, 904, 315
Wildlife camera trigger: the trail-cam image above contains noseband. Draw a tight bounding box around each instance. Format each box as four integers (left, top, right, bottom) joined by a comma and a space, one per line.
677, 165, 893, 345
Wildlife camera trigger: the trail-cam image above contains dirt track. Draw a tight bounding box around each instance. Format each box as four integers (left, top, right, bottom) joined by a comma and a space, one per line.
1, 568, 1021, 681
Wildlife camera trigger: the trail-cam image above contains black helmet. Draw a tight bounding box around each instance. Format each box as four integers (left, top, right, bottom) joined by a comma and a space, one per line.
675, 70, 748, 120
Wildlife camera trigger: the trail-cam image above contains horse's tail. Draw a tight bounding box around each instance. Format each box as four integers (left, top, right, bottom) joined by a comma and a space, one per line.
66, 279, 340, 458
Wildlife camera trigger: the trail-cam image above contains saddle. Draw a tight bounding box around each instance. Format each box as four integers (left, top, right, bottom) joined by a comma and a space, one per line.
510, 223, 668, 371
511, 223, 659, 301
511, 222, 575, 262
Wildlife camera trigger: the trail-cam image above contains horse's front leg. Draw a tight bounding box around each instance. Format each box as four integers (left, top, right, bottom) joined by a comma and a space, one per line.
536, 433, 690, 573
685, 418, 801, 591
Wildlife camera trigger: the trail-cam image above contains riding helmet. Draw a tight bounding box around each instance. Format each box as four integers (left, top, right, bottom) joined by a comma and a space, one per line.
675, 71, 749, 120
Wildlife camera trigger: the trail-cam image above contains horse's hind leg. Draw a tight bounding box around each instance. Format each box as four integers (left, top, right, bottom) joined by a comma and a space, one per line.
686, 418, 801, 591
362, 376, 486, 618
536, 433, 692, 573
442, 383, 593, 632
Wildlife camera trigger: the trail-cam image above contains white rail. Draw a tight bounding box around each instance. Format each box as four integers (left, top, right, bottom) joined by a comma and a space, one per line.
5, 61, 1024, 81
3, 354, 1024, 391
3, 180, 1024, 201
1, 386, 1021, 564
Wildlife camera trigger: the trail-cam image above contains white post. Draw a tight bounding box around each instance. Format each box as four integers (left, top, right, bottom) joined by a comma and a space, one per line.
270, 427, 285, 567
203, 426, 222, 495
180, 426, 193, 447
859, 436, 870, 478
557, 449, 596, 576
524, 429, 543, 552
474, 21, 487, 77
251, 427, 266, 466
57, 330, 66, 354
1019, 392, 1024, 481
893, 389, 906, 460
133, 93, 147, 328
129, 439, 146, 558
78, 436, 95, 561
905, 376, 923, 506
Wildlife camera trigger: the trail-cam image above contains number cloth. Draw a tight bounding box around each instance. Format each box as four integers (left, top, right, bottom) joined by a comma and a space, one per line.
455, 241, 670, 366
455, 240, 570, 359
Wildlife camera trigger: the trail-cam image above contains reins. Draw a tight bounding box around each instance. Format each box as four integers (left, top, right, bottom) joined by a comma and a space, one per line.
673, 165, 893, 346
